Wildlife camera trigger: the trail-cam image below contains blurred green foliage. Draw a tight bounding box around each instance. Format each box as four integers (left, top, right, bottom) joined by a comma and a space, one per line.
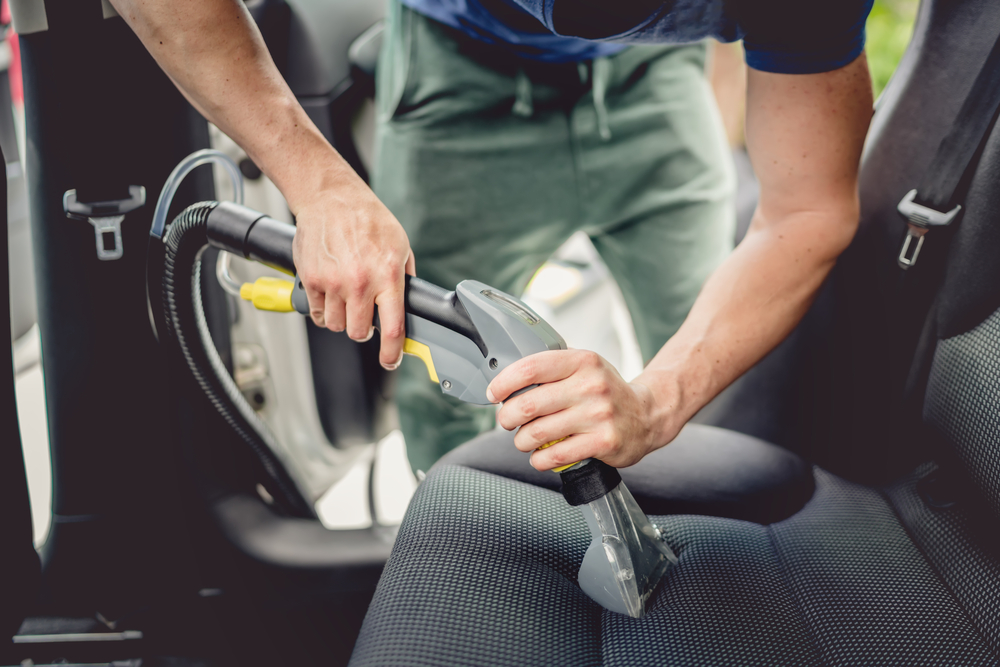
866, 0, 919, 98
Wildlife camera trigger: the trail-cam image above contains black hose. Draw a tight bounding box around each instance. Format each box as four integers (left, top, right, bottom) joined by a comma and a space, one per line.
161, 201, 316, 519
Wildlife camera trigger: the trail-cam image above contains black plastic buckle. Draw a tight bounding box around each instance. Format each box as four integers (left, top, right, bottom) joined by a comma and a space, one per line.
896, 189, 962, 269
916, 469, 960, 510
63, 185, 146, 261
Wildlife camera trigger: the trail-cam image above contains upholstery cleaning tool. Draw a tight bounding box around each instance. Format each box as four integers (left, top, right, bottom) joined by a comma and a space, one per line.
177, 201, 677, 617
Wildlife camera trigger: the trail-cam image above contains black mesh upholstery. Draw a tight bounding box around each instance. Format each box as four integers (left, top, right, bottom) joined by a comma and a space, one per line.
926, 307, 1000, 517
437, 424, 815, 524
347, 0, 1000, 661
350, 464, 1000, 666
886, 464, 1000, 656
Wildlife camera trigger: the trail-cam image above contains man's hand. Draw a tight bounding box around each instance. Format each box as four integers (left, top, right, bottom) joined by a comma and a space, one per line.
293, 174, 415, 369
489, 350, 677, 471
490, 55, 873, 472
111, 0, 414, 369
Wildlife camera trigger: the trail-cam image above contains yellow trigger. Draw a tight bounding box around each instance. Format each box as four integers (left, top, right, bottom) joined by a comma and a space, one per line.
403, 338, 439, 384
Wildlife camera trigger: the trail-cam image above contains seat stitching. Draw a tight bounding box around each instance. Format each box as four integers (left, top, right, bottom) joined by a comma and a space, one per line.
765, 522, 828, 667
876, 484, 1000, 663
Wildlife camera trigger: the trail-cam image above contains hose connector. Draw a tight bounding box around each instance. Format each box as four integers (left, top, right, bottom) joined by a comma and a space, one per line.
240, 277, 295, 312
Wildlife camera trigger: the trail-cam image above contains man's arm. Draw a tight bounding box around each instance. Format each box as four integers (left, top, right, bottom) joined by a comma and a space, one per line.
489, 55, 873, 470
111, 0, 413, 369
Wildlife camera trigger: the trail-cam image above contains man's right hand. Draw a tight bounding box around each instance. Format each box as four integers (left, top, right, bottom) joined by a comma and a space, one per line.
292, 175, 416, 371
110, 0, 416, 371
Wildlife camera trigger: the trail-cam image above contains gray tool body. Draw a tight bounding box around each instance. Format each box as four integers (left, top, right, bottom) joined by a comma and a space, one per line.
405, 281, 567, 404
213, 202, 676, 618
300, 277, 678, 618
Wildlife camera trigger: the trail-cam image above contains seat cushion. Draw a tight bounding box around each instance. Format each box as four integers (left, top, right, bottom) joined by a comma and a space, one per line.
435, 423, 815, 524
350, 462, 1000, 666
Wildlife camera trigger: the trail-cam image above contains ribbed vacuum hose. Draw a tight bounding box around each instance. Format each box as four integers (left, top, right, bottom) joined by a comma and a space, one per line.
161, 202, 315, 519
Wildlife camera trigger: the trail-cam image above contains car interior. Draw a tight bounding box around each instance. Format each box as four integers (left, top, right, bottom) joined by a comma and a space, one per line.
4, 0, 1000, 665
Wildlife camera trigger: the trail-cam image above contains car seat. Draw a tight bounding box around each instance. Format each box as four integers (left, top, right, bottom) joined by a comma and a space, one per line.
348, 0, 1000, 664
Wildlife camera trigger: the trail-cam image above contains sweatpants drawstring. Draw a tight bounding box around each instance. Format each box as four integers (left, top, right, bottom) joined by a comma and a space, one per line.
515, 59, 611, 142
513, 68, 534, 117
592, 57, 612, 141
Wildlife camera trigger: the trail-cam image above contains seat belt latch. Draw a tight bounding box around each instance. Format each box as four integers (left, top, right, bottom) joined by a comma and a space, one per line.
63, 185, 146, 261
896, 189, 962, 269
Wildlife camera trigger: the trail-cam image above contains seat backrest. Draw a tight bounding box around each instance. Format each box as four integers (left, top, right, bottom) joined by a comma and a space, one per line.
920, 119, 1000, 517
249, 0, 385, 98
0, 139, 39, 645
783, 0, 1000, 484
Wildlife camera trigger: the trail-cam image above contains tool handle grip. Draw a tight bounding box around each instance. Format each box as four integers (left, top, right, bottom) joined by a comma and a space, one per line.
207, 202, 485, 347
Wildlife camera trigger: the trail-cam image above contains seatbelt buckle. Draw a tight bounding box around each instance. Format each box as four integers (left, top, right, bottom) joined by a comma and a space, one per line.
896, 189, 962, 269
63, 185, 146, 261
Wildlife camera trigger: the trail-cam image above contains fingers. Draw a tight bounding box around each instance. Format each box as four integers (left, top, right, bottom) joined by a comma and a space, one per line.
511, 407, 578, 452
375, 288, 406, 370
322, 291, 347, 332
304, 282, 329, 328
289, 185, 414, 368
345, 291, 375, 342
496, 382, 572, 432
528, 434, 599, 472
488, 349, 596, 404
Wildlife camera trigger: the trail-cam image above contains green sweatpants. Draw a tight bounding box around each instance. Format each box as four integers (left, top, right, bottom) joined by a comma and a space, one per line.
374, 2, 736, 474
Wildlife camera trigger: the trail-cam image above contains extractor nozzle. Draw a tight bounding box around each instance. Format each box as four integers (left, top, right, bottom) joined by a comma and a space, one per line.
562, 460, 677, 618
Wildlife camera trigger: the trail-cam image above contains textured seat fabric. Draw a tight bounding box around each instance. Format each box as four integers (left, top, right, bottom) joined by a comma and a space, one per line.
926, 306, 1000, 517
350, 462, 1000, 666
348, 2, 1000, 661
436, 424, 815, 524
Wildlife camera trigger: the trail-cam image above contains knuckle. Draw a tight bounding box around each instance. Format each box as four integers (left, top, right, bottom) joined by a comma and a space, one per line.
549, 449, 571, 467
601, 427, 620, 451
319, 275, 341, 295
518, 397, 536, 420
582, 377, 607, 397
519, 358, 538, 381
381, 320, 405, 340
594, 404, 614, 422
347, 269, 370, 295
303, 275, 324, 293
380, 250, 405, 273
525, 423, 546, 445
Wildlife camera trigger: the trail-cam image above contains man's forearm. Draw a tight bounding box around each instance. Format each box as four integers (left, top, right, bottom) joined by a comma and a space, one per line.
113, 0, 417, 366
110, 0, 357, 212
636, 57, 872, 444
635, 204, 857, 439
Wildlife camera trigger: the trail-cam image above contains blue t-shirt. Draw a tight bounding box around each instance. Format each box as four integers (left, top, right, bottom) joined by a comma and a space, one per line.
400, 0, 874, 74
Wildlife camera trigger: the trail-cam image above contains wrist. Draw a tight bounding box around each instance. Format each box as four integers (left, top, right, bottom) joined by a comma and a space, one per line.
274, 143, 363, 217
629, 372, 684, 448
631, 356, 710, 445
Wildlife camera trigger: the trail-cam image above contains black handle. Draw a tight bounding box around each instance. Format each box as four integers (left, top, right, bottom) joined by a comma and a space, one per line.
206, 202, 486, 353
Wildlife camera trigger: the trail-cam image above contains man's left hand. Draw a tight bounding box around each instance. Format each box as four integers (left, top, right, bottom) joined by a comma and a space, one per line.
488, 350, 674, 471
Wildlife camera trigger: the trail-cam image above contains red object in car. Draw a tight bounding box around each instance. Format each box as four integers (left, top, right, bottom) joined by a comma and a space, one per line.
1, 0, 22, 106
